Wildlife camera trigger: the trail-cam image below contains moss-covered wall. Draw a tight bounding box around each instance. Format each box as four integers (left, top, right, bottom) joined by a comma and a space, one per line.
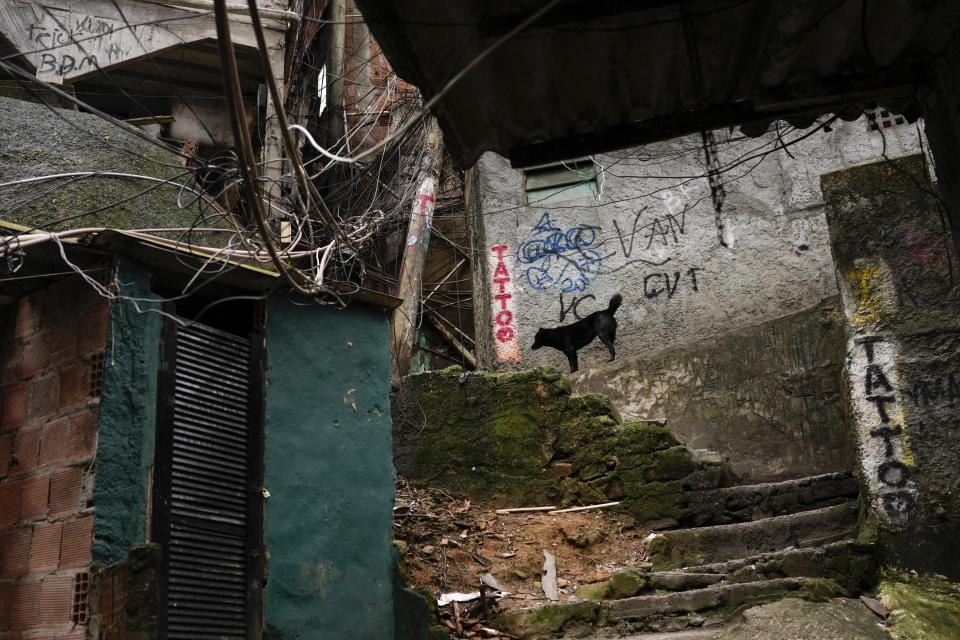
92, 261, 161, 564
821, 152, 960, 579
394, 367, 731, 523
263, 298, 395, 640
0, 96, 226, 238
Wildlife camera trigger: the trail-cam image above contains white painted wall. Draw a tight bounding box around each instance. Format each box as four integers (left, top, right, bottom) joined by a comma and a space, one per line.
475, 115, 929, 371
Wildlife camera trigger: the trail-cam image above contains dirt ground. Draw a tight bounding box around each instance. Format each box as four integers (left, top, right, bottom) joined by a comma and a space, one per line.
394, 481, 652, 638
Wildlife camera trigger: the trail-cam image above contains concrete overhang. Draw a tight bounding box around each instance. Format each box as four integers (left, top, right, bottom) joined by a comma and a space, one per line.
356, 0, 960, 168
0, 223, 402, 312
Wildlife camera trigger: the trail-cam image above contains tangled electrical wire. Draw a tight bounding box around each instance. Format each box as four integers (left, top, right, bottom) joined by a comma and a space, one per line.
0, 0, 443, 308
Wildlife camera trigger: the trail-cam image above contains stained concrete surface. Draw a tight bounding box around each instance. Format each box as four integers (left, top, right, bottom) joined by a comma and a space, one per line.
572, 297, 853, 482
716, 598, 888, 640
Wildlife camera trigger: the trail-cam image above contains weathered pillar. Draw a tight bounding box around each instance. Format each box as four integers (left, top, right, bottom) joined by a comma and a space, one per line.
391, 117, 442, 379
821, 152, 960, 578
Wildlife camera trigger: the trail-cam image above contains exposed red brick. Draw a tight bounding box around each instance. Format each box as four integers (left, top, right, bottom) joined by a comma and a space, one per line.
12, 426, 41, 474
67, 410, 98, 460
99, 571, 114, 626
2, 526, 31, 577
47, 320, 78, 370
39, 574, 74, 627
20, 474, 49, 522
16, 297, 42, 338
57, 363, 89, 412
77, 305, 109, 356
59, 517, 92, 569
48, 468, 82, 517
30, 522, 63, 573
21, 334, 50, 379
11, 579, 41, 629
0, 480, 21, 526
39, 418, 70, 469
29, 375, 59, 423
0, 432, 12, 478
0, 339, 22, 386
1, 383, 29, 433
0, 581, 13, 628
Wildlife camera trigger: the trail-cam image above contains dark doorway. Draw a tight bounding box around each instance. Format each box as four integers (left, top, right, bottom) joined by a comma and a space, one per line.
153, 312, 265, 639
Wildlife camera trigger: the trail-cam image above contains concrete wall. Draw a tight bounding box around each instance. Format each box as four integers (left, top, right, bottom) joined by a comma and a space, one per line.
0, 274, 110, 636
821, 152, 960, 579
264, 299, 395, 640
472, 116, 927, 373
0, 0, 287, 84
572, 297, 853, 483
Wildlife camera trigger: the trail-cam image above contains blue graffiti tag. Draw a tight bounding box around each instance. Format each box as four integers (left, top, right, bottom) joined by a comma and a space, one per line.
517, 213, 602, 293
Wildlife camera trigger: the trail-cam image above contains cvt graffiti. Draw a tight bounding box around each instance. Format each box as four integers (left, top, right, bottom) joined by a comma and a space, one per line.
643, 268, 702, 300
855, 335, 916, 524
517, 213, 602, 293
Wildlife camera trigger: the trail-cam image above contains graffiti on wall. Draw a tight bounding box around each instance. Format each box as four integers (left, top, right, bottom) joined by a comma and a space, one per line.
851, 334, 916, 526
8, 2, 167, 81
517, 213, 602, 293
488, 245, 521, 362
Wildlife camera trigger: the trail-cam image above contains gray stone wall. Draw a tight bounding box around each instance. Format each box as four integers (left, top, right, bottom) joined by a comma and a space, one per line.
472, 117, 926, 372
572, 297, 853, 483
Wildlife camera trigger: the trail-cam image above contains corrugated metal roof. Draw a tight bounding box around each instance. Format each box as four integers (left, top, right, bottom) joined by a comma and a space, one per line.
357, 0, 960, 167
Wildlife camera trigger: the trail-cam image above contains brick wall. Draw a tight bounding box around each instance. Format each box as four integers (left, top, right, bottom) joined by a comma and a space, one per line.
0, 276, 109, 638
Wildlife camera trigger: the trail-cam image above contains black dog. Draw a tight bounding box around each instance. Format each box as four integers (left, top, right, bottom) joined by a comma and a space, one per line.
531, 294, 622, 373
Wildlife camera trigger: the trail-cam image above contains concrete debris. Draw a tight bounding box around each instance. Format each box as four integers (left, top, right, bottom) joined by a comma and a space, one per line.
481, 573, 506, 591
542, 550, 559, 601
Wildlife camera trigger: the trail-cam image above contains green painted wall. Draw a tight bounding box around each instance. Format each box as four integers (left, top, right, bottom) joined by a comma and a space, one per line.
92, 261, 161, 564
264, 298, 395, 639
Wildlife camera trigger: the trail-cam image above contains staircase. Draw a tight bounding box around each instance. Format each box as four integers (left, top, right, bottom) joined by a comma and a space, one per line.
496, 473, 873, 639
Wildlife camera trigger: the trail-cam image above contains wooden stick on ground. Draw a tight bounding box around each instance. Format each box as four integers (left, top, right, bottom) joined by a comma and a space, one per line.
548, 501, 621, 515
494, 506, 557, 514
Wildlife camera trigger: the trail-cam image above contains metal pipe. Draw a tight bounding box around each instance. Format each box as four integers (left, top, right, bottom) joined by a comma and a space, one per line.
139, 0, 300, 25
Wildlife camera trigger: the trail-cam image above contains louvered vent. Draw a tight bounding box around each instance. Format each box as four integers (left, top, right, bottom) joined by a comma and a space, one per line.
159, 321, 258, 639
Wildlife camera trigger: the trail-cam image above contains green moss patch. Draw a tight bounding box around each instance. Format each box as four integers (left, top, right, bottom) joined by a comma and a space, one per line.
880, 572, 960, 640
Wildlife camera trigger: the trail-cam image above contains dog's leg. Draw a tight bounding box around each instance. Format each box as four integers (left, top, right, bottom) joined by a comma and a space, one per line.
599, 332, 616, 362
565, 348, 579, 373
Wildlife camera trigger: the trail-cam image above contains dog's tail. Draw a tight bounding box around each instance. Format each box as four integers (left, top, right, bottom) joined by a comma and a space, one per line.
608, 293, 623, 314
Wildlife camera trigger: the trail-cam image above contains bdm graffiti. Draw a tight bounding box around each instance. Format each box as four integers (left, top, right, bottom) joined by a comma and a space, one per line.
517, 213, 602, 293
488, 245, 521, 362
853, 335, 916, 525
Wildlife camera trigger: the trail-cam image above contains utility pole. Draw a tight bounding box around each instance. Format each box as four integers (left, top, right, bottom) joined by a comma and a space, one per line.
328, 0, 346, 143
392, 116, 442, 379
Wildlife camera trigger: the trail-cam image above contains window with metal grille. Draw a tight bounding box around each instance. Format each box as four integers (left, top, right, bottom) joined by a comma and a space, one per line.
154, 316, 264, 640
523, 159, 599, 206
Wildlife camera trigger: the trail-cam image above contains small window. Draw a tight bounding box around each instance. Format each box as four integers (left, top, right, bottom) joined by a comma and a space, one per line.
866, 108, 906, 132
524, 159, 599, 206
317, 65, 327, 116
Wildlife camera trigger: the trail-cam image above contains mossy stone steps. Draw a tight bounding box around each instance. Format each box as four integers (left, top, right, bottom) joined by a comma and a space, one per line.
683, 472, 859, 527
497, 577, 845, 638
646, 502, 858, 570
